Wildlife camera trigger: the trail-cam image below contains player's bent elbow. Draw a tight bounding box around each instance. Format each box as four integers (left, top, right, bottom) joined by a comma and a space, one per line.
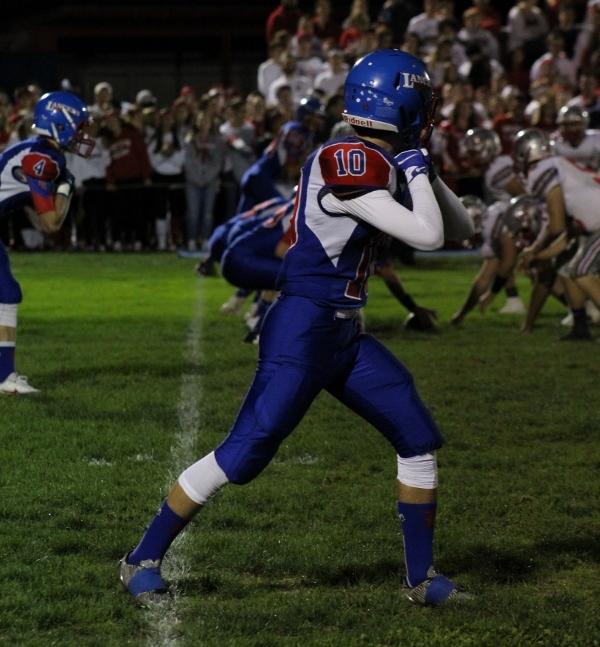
413, 232, 444, 252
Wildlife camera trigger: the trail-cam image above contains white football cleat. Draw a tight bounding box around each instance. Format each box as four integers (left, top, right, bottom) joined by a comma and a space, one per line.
561, 312, 573, 327
586, 301, 600, 324
0, 372, 40, 395
220, 294, 247, 315
498, 297, 526, 315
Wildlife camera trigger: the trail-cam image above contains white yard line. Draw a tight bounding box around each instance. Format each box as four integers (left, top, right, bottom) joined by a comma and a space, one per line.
144, 284, 203, 647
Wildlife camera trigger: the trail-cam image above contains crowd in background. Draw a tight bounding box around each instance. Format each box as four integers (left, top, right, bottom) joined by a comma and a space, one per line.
1, 0, 600, 252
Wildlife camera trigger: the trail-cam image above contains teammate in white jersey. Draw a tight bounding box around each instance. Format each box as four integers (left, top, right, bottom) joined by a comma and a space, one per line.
514, 128, 600, 339
0, 91, 93, 394
551, 105, 600, 172
119, 50, 474, 607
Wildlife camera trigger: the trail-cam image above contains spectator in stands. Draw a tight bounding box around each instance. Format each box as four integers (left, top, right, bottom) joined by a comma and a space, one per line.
104, 110, 153, 251
172, 97, 194, 143
377, 0, 422, 46
426, 38, 460, 89
267, 52, 312, 107
148, 108, 186, 251
505, 45, 531, 95
266, 0, 301, 43
220, 97, 257, 218
341, 0, 370, 30
458, 7, 500, 60
321, 93, 344, 139
458, 43, 503, 90
471, 0, 502, 36
90, 82, 114, 116
311, 0, 340, 44
258, 39, 285, 99
524, 92, 558, 133
574, 2, 600, 69
245, 92, 268, 141
339, 12, 370, 58
295, 31, 325, 82
407, 0, 441, 55
567, 70, 600, 126
67, 119, 111, 250
401, 31, 423, 57
556, 4, 581, 58
437, 18, 468, 67
184, 112, 226, 252
314, 48, 347, 99
9, 86, 35, 129
271, 84, 296, 122
290, 15, 323, 59
506, 0, 550, 66
494, 86, 527, 153
530, 30, 577, 89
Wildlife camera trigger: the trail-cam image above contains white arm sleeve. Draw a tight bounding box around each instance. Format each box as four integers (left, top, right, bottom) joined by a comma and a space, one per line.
320, 174, 444, 251
431, 176, 475, 240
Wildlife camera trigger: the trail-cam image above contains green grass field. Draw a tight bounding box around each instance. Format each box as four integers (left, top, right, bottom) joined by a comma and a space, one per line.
1, 253, 598, 647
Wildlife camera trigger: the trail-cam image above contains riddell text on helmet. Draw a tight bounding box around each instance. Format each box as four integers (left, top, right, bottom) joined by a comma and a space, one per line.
343, 115, 374, 127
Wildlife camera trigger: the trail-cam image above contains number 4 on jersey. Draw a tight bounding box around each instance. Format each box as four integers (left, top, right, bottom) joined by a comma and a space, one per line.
32, 159, 46, 176
334, 149, 366, 177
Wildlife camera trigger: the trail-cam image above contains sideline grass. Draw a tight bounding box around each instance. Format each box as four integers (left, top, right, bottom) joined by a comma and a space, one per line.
0, 252, 598, 646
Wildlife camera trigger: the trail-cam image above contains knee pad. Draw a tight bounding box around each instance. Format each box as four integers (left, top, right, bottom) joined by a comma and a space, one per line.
178, 451, 229, 505
397, 452, 438, 489
0, 303, 18, 327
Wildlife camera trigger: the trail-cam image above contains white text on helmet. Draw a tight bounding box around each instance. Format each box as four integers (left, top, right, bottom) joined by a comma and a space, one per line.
47, 101, 81, 117
400, 73, 431, 89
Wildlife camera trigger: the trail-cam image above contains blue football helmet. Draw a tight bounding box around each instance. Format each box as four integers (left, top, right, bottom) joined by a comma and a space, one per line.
32, 91, 95, 157
342, 49, 435, 149
296, 96, 324, 122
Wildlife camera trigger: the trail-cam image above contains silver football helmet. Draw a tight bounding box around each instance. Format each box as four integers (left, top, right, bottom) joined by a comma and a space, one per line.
461, 128, 502, 166
459, 194, 487, 235
556, 104, 590, 128
505, 194, 544, 247
513, 128, 552, 173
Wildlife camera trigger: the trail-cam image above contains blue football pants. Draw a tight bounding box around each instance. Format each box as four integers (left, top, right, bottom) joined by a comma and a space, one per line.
214, 294, 442, 484
0, 240, 22, 305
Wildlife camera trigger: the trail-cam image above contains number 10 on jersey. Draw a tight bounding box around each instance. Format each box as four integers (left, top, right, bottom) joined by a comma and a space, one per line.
334, 149, 366, 177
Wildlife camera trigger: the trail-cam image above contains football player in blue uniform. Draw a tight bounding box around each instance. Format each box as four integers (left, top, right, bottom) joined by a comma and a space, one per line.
0, 91, 94, 394
120, 50, 474, 606
236, 96, 322, 214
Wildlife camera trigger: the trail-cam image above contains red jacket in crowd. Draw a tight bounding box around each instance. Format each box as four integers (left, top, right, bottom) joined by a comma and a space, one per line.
266, 4, 301, 43
106, 125, 152, 184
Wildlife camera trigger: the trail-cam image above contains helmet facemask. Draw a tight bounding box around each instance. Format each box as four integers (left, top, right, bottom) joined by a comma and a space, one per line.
69, 121, 96, 158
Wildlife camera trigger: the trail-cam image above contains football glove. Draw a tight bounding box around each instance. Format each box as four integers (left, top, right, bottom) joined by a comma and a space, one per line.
394, 149, 430, 184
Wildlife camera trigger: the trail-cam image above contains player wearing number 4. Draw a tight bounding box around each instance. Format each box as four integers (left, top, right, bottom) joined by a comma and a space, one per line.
119, 50, 474, 606
0, 91, 94, 394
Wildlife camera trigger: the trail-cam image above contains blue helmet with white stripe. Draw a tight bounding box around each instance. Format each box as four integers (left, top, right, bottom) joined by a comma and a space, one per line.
32, 91, 95, 156
342, 49, 435, 149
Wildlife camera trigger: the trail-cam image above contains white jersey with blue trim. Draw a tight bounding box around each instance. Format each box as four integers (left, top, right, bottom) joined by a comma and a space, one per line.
0, 136, 65, 218
526, 155, 600, 233
278, 136, 400, 308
